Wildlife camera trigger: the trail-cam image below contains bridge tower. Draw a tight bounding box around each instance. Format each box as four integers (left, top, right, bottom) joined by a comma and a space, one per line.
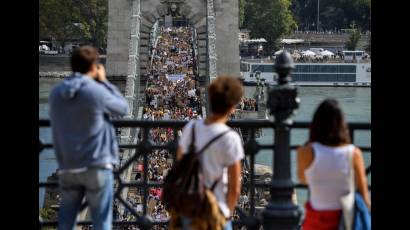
106, 0, 241, 119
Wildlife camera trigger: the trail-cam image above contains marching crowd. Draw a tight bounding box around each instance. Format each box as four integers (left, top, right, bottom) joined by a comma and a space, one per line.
112, 26, 202, 228
238, 98, 258, 111
111, 26, 257, 230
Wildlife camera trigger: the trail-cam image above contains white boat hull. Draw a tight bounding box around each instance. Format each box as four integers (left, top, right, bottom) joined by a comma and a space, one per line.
241, 62, 371, 87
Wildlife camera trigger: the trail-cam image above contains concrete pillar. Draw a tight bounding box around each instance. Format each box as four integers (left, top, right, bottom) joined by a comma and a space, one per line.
106, 0, 133, 77
214, 0, 240, 77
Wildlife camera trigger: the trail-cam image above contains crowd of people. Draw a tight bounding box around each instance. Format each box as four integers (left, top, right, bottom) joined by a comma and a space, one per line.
112, 26, 203, 228
143, 77, 202, 121
116, 26, 258, 229
237, 98, 258, 111
151, 27, 195, 76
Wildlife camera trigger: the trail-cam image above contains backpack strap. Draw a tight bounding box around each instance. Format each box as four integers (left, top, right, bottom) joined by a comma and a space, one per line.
198, 128, 231, 192
210, 177, 221, 191
187, 122, 196, 153
188, 126, 232, 191
196, 128, 232, 155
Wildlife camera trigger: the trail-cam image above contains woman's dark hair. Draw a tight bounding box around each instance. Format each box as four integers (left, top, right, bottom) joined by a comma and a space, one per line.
208, 75, 244, 115
70, 46, 99, 74
309, 98, 351, 146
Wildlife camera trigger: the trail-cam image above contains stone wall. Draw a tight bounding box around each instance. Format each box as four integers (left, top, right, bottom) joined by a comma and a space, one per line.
106, 0, 133, 77
214, 0, 240, 77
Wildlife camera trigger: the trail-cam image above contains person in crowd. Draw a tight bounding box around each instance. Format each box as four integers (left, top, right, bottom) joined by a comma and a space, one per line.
176, 76, 245, 230
49, 46, 129, 230
297, 99, 370, 229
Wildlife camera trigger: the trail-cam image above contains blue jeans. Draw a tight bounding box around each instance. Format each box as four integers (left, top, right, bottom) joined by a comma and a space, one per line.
58, 168, 113, 230
181, 217, 232, 230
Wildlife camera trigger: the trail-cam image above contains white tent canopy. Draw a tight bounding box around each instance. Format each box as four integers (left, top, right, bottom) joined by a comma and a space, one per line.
320, 50, 334, 56
301, 50, 316, 56
274, 50, 283, 55
41, 44, 50, 51
243, 38, 267, 43
281, 39, 304, 44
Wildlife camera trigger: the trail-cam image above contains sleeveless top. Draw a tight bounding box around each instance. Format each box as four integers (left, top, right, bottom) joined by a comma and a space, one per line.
305, 142, 355, 211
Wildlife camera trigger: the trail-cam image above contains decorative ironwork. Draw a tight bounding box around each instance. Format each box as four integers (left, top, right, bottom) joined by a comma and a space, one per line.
39, 119, 371, 229
263, 51, 302, 229
206, 0, 217, 82
160, 0, 186, 17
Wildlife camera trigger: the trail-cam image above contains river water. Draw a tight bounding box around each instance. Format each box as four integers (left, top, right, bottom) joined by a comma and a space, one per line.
39, 78, 371, 208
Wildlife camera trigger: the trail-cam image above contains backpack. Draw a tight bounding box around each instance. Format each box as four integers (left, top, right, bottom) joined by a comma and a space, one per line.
162, 122, 231, 218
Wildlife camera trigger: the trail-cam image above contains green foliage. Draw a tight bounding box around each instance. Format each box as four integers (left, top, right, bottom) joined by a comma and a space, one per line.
345, 25, 362, 50
239, 0, 246, 28
245, 0, 297, 54
39, 0, 108, 50
39, 207, 58, 229
39, 207, 57, 220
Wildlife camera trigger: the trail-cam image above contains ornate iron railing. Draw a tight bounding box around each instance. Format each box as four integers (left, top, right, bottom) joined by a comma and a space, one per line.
206, 0, 217, 82
39, 119, 371, 229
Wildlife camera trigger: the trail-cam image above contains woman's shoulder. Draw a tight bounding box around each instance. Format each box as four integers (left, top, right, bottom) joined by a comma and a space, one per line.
297, 142, 314, 153
297, 143, 315, 170
351, 145, 363, 160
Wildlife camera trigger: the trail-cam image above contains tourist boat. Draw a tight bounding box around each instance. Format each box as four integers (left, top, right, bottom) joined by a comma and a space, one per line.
240, 51, 371, 87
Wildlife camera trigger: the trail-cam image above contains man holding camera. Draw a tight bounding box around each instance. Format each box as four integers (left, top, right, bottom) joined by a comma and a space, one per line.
49, 46, 129, 230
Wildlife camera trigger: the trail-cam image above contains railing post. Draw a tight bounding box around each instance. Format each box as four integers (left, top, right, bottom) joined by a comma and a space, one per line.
262, 51, 302, 229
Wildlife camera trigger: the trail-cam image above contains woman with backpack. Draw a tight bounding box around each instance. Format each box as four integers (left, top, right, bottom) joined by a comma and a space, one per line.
163, 76, 245, 230
297, 99, 371, 229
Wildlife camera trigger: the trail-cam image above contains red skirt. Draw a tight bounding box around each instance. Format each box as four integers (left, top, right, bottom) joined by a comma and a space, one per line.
302, 202, 342, 230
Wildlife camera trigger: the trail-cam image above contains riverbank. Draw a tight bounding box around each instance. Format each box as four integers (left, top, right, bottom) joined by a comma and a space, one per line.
39, 71, 71, 78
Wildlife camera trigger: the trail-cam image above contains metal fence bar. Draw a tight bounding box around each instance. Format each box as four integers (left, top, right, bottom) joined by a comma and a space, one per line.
40, 119, 371, 129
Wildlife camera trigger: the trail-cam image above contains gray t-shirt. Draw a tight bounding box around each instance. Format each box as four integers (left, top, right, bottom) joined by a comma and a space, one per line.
178, 119, 244, 217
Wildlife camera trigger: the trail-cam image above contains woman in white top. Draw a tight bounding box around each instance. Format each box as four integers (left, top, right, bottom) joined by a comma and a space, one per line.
297, 99, 370, 230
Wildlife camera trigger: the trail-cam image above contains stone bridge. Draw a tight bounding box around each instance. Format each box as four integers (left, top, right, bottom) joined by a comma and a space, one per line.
106, 0, 241, 120
104, 1, 242, 204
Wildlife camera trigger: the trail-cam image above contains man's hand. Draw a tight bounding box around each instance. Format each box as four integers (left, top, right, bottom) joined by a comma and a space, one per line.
96, 64, 107, 82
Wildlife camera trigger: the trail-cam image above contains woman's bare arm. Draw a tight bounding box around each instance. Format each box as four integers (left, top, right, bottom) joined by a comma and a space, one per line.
297, 145, 314, 184
353, 147, 371, 209
227, 161, 242, 216
176, 147, 183, 161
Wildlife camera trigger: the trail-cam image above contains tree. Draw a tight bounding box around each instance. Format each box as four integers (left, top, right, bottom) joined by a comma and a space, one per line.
39, 210, 57, 230
72, 0, 108, 49
39, 0, 87, 52
246, 0, 297, 54
239, 0, 246, 28
345, 25, 362, 50
39, 0, 108, 51
290, 0, 317, 30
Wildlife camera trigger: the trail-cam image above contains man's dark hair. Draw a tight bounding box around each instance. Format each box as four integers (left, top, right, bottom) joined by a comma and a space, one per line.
208, 75, 244, 115
309, 98, 351, 146
70, 46, 99, 74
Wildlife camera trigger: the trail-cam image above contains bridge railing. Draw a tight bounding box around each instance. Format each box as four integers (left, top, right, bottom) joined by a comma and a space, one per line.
39, 119, 371, 229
